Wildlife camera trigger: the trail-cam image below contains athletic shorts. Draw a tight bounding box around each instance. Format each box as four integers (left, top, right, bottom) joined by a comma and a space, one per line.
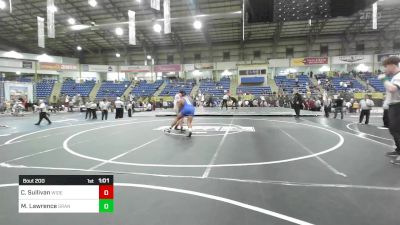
180, 107, 195, 117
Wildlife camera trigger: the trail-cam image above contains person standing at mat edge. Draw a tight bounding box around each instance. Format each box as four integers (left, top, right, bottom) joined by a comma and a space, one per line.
221, 92, 229, 110
292, 90, 303, 118
359, 95, 374, 125
100, 98, 110, 120
333, 96, 344, 120
115, 97, 124, 119
35, 100, 51, 125
379, 56, 400, 164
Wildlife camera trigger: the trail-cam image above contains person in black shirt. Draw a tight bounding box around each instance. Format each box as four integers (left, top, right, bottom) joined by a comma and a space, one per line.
292, 91, 303, 118
230, 96, 239, 109
333, 97, 344, 120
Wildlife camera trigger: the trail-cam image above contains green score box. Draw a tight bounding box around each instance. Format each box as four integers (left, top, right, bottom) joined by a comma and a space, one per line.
99, 199, 114, 213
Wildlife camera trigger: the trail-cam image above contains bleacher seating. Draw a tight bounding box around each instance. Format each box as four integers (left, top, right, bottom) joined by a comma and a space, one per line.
61, 80, 95, 97
96, 81, 131, 99
17, 78, 33, 83
160, 81, 193, 96
275, 75, 312, 94
199, 78, 230, 97
331, 77, 365, 92
237, 86, 272, 96
315, 74, 327, 80
368, 78, 385, 92
241, 77, 265, 84
36, 80, 55, 98
131, 80, 163, 97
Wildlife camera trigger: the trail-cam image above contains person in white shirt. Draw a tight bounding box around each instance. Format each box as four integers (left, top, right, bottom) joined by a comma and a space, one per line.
146, 102, 152, 111
359, 95, 374, 124
85, 101, 92, 120
260, 95, 266, 107
383, 97, 389, 128
114, 97, 124, 119
127, 101, 133, 117
90, 101, 98, 119
379, 56, 400, 163
323, 97, 332, 118
100, 99, 110, 120
34, 100, 51, 125
221, 93, 229, 110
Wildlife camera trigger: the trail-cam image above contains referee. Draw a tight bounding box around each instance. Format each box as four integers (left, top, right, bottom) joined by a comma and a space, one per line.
379, 56, 400, 164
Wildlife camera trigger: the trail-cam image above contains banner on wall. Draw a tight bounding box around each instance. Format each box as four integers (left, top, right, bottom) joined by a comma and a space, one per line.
216, 62, 237, 70
39, 63, 78, 71
37, 16, 45, 48
332, 55, 373, 64
291, 57, 328, 66
39, 62, 61, 70
163, 0, 171, 34
47, 0, 55, 38
128, 10, 136, 45
377, 53, 400, 62
184, 64, 195, 71
120, 65, 151, 72
154, 64, 182, 72
4, 82, 34, 102
269, 59, 290, 67
87, 65, 116, 72
194, 63, 214, 70
61, 64, 78, 71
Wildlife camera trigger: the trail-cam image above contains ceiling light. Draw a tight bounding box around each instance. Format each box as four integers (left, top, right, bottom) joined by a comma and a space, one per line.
47, 5, 58, 13
147, 55, 152, 60
68, 18, 76, 25
0, 0, 6, 10
116, 53, 121, 58
115, 27, 124, 36
70, 24, 90, 31
4, 51, 23, 59
88, 0, 97, 7
77, 46, 82, 51
136, 0, 141, 3
153, 24, 162, 33
193, 20, 202, 29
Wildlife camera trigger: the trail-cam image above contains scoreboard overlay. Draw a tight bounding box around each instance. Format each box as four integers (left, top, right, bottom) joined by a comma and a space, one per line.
18, 175, 114, 213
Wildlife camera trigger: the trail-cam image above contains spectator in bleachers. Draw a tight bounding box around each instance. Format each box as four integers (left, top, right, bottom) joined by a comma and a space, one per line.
359, 95, 374, 125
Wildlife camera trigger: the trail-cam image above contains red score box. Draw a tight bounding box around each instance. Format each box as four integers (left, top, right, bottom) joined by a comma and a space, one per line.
99, 185, 114, 199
